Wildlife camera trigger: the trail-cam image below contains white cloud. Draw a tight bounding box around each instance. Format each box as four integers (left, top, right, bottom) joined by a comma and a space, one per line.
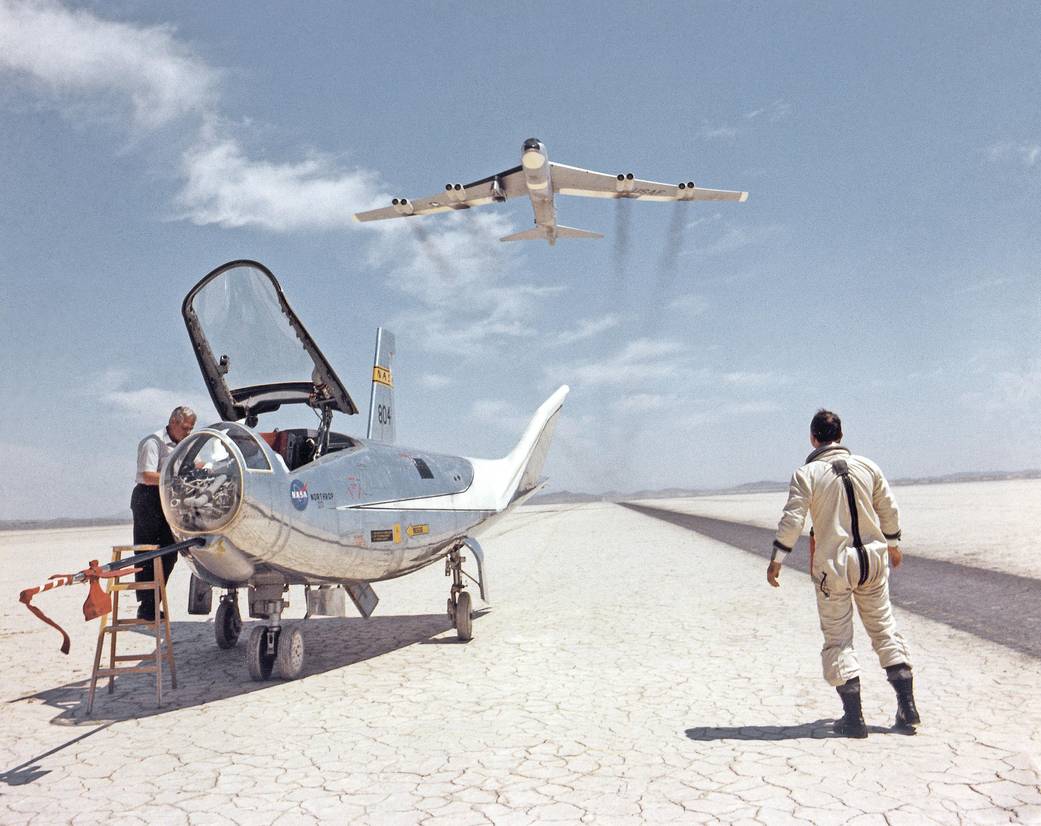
367, 211, 561, 355
0, 1, 387, 231
722, 371, 789, 387
419, 373, 453, 389
987, 141, 1041, 168
697, 123, 738, 141
682, 222, 783, 257
745, 100, 792, 122
685, 212, 723, 229
0, 0, 217, 128
952, 274, 1029, 296
696, 100, 790, 143
668, 294, 710, 316
961, 360, 1041, 413
548, 338, 689, 387
177, 133, 382, 230
470, 398, 529, 434
92, 370, 212, 422
614, 393, 670, 412
544, 314, 621, 348
678, 398, 782, 427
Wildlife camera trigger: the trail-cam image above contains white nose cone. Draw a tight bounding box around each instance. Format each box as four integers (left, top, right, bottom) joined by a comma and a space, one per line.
522, 150, 546, 170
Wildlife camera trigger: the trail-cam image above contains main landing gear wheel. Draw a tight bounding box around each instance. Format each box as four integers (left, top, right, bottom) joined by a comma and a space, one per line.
246, 625, 277, 681
215, 599, 242, 649
275, 626, 305, 680
455, 590, 472, 642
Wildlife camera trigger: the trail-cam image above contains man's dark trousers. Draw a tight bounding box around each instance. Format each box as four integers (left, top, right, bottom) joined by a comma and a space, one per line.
130, 484, 176, 617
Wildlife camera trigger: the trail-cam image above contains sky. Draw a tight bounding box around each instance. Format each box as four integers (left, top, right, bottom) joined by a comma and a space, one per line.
1, 1, 1040, 519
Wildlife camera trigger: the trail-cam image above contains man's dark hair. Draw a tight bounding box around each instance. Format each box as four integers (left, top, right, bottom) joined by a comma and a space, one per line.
811, 409, 842, 443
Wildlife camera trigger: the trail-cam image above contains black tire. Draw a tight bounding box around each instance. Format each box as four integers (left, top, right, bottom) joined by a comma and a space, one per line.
455, 591, 472, 642
275, 626, 305, 680
246, 625, 277, 681
215, 600, 242, 650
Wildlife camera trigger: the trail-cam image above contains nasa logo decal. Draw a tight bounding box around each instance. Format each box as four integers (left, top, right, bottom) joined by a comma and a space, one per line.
289, 479, 309, 511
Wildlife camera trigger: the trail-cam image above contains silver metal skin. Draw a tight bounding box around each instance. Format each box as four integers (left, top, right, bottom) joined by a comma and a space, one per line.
161, 423, 488, 587
353, 137, 749, 245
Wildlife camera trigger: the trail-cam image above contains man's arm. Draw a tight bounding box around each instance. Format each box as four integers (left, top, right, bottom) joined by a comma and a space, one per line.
768, 469, 810, 587
869, 460, 902, 568
137, 436, 161, 487
871, 467, 900, 537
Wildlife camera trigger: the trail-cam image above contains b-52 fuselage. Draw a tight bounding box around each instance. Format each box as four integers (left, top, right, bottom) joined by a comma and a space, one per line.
163, 260, 567, 680
354, 138, 748, 245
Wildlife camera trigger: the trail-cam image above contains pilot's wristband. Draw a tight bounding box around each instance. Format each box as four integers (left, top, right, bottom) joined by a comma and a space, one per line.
771, 541, 791, 564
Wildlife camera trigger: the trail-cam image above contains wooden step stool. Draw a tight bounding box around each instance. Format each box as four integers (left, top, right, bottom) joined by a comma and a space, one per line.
87, 544, 177, 713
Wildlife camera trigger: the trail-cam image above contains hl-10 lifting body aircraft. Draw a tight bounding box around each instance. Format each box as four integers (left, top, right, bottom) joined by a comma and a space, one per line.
353, 137, 748, 245
160, 260, 567, 680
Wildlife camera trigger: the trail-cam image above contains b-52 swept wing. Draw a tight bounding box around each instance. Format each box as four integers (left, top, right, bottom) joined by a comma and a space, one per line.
354, 138, 748, 245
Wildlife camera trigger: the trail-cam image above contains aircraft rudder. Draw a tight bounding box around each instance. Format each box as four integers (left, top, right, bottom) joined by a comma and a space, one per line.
366, 328, 396, 442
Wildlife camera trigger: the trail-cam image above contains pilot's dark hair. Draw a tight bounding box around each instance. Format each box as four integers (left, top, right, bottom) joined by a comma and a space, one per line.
810, 409, 842, 443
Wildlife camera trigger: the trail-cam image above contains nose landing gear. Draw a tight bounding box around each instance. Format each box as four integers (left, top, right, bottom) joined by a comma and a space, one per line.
245, 585, 305, 681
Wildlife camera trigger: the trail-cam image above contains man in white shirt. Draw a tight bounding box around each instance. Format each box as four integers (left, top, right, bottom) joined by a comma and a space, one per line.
768, 409, 920, 738
132, 406, 196, 620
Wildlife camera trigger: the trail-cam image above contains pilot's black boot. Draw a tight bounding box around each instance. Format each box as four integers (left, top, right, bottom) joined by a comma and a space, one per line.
833, 677, 869, 738
886, 664, 920, 732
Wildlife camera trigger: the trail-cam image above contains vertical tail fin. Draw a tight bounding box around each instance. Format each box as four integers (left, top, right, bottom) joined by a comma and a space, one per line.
366, 328, 396, 442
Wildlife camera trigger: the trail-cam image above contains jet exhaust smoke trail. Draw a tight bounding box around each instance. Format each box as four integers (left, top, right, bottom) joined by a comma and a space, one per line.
612, 198, 632, 301
657, 202, 687, 291
643, 202, 687, 327
409, 222, 458, 286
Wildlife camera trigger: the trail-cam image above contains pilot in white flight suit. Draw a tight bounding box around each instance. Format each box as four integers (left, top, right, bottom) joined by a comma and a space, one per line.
767, 409, 921, 738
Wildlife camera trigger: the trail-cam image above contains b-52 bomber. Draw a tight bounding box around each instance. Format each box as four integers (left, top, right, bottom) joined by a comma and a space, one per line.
354, 137, 748, 245
157, 260, 566, 680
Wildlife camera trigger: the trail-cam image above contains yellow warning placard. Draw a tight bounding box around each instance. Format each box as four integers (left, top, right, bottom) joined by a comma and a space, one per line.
407, 523, 430, 537
392, 523, 402, 543
372, 366, 393, 387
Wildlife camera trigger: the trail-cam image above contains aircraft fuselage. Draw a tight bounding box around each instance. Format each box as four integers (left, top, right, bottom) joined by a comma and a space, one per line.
161, 422, 493, 589
521, 138, 557, 234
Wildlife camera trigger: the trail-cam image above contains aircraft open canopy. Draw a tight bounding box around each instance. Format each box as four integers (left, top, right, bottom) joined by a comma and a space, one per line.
183, 260, 358, 423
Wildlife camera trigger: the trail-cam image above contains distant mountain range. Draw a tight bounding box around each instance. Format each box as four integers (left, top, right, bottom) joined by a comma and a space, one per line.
530, 468, 1041, 505
2, 469, 1038, 529
0, 514, 132, 532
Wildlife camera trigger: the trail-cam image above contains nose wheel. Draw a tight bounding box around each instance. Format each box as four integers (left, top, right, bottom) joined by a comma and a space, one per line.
214, 591, 242, 649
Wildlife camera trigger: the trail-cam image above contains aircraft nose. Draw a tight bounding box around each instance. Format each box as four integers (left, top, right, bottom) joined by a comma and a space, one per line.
161, 432, 244, 533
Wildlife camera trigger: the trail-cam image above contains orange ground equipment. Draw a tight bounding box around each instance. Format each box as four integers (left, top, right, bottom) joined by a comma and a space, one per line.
17, 538, 204, 654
